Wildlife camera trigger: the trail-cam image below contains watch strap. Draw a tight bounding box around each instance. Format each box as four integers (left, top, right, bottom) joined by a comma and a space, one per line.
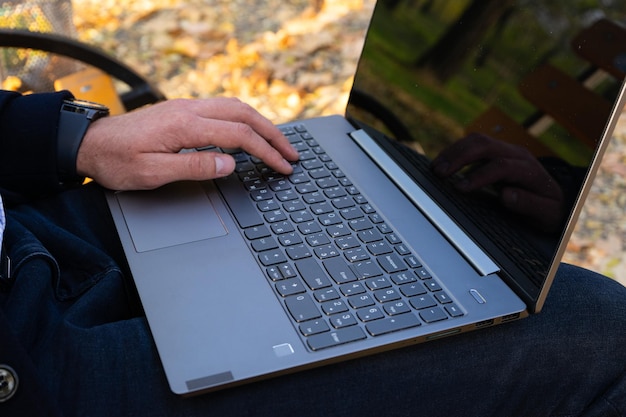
57, 100, 109, 184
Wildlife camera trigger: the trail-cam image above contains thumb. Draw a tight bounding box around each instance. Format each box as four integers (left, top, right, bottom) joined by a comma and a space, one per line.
155, 151, 236, 185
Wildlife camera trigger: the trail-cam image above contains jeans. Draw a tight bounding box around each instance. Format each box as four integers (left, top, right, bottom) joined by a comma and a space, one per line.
1, 184, 625, 417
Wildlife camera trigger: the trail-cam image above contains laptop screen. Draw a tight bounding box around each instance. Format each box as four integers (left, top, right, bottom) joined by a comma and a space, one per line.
346, 1, 626, 308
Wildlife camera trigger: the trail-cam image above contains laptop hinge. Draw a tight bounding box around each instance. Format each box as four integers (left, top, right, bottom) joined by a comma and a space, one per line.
349, 129, 500, 277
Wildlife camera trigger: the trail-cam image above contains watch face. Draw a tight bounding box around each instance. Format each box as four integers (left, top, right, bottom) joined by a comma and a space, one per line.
64, 99, 109, 111
62, 99, 110, 118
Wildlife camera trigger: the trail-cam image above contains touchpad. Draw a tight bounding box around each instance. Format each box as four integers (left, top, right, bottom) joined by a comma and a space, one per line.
116, 182, 227, 252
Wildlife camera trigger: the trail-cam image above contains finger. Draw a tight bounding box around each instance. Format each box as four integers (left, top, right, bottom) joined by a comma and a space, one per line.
189, 118, 295, 174
186, 98, 299, 161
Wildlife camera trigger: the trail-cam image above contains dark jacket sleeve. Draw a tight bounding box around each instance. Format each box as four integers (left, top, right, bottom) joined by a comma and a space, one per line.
0, 90, 75, 204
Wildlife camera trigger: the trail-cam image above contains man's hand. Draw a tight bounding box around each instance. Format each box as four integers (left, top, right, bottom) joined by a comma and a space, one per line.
76, 97, 299, 190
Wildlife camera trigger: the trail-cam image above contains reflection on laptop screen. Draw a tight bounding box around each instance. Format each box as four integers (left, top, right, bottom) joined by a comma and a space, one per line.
346, 0, 626, 306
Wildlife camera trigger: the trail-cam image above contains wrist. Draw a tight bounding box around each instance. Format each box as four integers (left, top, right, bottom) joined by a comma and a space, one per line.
57, 99, 109, 185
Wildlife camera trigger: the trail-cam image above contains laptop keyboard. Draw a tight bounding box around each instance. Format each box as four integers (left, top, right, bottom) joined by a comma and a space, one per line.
208, 124, 465, 351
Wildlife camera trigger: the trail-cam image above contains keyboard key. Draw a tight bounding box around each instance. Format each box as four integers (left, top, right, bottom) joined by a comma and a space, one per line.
310, 202, 333, 215
285, 294, 321, 322
301, 192, 326, 205
357, 229, 383, 243
283, 200, 306, 212
399, 283, 427, 297
384, 301, 411, 316
244, 225, 271, 240
275, 189, 299, 202
302, 159, 323, 170
309, 168, 331, 179
339, 282, 366, 296
316, 178, 339, 189
276, 278, 306, 297
365, 276, 392, 290
404, 255, 422, 268
324, 187, 347, 198
314, 287, 340, 302
318, 213, 343, 226
298, 150, 316, 161
290, 210, 314, 223
331, 197, 354, 209
357, 306, 385, 322
313, 245, 340, 259
271, 221, 295, 234
307, 327, 367, 351
296, 183, 318, 194
435, 292, 452, 304
305, 233, 331, 247
419, 307, 448, 323
251, 237, 279, 252
344, 248, 370, 263
321, 299, 349, 315
300, 319, 329, 336
335, 236, 359, 250
353, 260, 383, 278
409, 294, 437, 310
423, 279, 442, 292
216, 176, 264, 228
285, 245, 312, 260
267, 266, 283, 281
339, 207, 364, 220
389, 271, 417, 285
445, 304, 464, 317
415, 267, 432, 280
323, 257, 358, 284
349, 218, 373, 231
377, 253, 407, 273
251, 188, 273, 202
296, 258, 333, 290
329, 313, 358, 329
365, 313, 421, 336
373, 288, 401, 303
278, 263, 296, 279
367, 241, 393, 256
264, 210, 287, 223
327, 223, 351, 237
347, 293, 375, 309
258, 249, 288, 266
257, 199, 280, 211
278, 233, 303, 247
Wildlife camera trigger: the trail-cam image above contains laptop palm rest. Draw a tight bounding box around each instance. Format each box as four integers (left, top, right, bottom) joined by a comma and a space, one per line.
115, 182, 227, 252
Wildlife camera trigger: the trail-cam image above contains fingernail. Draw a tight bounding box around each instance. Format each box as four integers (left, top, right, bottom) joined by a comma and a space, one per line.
215, 154, 233, 177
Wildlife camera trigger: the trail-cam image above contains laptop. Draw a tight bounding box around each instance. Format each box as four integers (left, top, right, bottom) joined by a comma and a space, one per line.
105, 1, 626, 395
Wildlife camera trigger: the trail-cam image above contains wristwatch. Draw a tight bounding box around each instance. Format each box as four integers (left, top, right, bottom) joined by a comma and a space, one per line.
57, 98, 110, 184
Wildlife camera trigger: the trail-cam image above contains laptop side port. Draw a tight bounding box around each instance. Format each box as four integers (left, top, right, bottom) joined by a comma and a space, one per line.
501, 312, 521, 323
475, 319, 495, 329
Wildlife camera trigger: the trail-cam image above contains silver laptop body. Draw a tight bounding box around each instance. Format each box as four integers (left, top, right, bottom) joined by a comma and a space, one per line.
106, 1, 626, 395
